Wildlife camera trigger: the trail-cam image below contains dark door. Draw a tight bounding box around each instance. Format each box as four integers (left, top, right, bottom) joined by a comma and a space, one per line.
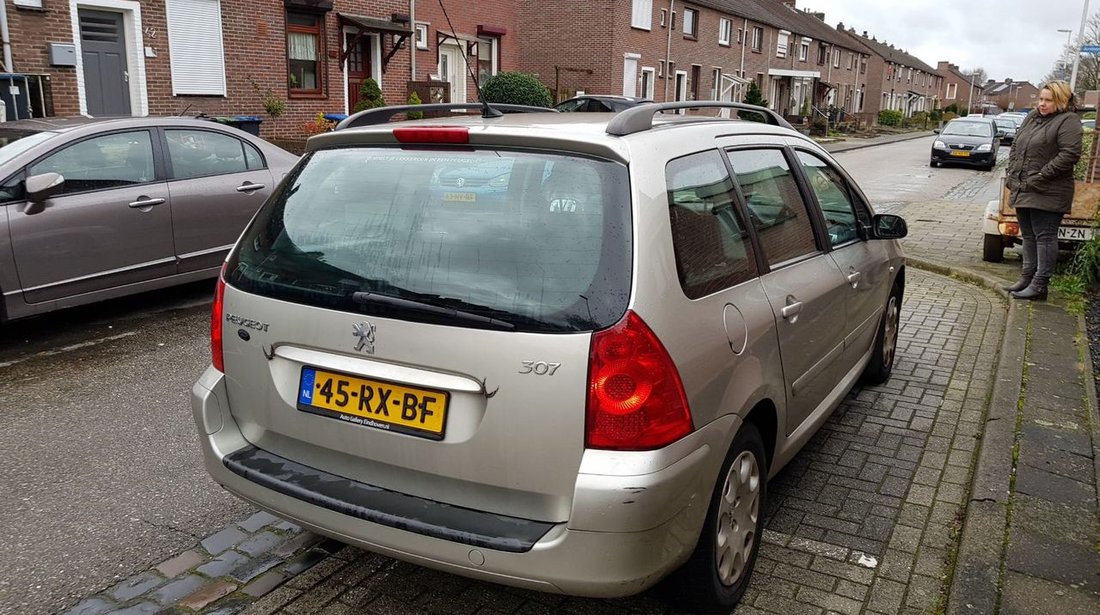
345, 33, 373, 112
80, 10, 131, 117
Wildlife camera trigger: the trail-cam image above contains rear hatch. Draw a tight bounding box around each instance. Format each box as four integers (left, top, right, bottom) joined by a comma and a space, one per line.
219, 141, 632, 523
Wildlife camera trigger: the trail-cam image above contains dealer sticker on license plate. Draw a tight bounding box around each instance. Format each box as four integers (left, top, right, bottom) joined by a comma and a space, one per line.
1057, 226, 1094, 241
298, 366, 449, 439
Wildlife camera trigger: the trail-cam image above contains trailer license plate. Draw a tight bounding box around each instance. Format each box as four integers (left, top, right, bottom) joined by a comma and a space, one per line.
1057, 226, 1094, 241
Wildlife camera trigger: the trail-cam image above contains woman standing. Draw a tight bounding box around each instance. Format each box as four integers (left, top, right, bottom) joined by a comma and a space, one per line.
1003, 80, 1083, 301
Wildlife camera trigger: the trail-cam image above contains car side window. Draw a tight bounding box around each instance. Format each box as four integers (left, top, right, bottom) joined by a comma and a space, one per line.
666, 150, 757, 298
166, 129, 258, 179
795, 151, 865, 248
556, 99, 586, 112
28, 131, 155, 195
0, 172, 25, 204
589, 100, 613, 112
726, 148, 819, 267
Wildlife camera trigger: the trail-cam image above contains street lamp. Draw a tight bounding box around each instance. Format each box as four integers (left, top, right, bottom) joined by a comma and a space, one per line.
1058, 28, 1073, 79
1070, 0, 1091, 93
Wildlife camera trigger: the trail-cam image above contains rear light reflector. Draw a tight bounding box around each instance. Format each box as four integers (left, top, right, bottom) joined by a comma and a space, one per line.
393, 126, 470, 144
586, 311, 694, 450
211, 264, 226, 372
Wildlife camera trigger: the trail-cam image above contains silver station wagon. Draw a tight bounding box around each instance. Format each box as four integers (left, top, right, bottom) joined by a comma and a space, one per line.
192, 102, 907, 612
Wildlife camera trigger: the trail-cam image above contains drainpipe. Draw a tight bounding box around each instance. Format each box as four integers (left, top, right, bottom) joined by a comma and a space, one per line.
409, 0, 416, 80
663, 0, 674, 102
0, 0, 13, 74
739, 17, 747, 98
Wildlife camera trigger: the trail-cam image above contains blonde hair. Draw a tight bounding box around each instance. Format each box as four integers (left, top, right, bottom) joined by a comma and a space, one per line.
1040, 80, 1074, 112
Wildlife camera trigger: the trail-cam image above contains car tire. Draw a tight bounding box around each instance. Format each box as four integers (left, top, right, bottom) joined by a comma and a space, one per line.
671, 422, 767, 614
860, 284, 902, 385
929, 159, 938, 168
982, 234, 1005, 262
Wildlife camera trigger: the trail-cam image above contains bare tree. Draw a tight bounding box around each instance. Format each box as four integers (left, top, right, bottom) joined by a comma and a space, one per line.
1045, 11, 1100, 91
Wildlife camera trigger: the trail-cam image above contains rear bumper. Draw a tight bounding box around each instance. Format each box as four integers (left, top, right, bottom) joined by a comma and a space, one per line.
192, 367, 735, 597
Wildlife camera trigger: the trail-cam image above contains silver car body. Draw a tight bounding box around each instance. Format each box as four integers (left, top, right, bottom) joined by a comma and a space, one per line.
193, 110, 905, 597
0, 117, 298, 322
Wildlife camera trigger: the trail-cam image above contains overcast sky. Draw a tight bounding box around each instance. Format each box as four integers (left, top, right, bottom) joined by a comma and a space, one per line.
801, 0, 1092, 85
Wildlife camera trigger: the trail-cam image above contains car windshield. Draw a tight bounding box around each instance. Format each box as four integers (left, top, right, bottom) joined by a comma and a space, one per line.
995, 119, 1015, 129
227, 146, 633, 333
0, 130, 54, 167
942, 121, 992, 137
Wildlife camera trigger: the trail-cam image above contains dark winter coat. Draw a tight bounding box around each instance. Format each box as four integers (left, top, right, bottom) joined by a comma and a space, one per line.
1005, 109, 1083, 213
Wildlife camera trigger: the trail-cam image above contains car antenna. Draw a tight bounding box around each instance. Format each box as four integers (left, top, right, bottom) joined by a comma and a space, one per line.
436, 0, 501, 118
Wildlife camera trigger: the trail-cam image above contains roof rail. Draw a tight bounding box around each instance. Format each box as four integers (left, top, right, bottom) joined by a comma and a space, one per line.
605, 101, 794, 136
336, 104, 556, 130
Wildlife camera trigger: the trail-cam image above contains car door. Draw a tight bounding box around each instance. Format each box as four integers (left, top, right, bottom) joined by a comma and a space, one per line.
8, 129, 174, 304
162, 127, 275, 273
725, 146, 850, 434
792, 148, 891, 365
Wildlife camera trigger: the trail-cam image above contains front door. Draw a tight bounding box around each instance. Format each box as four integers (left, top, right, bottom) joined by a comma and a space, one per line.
439, 44, 466, 105
79, 10, 131, 117
345, 33, 373, 112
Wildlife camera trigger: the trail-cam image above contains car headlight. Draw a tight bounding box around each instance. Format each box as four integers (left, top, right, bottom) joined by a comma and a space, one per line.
977, 143, 992, 152
933, 140, 946, 149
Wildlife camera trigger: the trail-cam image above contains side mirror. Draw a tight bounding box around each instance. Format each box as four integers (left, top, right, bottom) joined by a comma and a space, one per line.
26, 172, 65, 203
872, 213, 908, 239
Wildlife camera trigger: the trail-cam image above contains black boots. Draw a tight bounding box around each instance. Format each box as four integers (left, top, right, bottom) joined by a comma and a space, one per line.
1011, 284, 1048, 301
1002, 278, 1032, 292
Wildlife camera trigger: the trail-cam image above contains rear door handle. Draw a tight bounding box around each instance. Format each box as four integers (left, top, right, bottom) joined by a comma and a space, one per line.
236, 182, 265, 193
847, 271, 862, 288
128, 197, 166, 208
780, 301, 803, 319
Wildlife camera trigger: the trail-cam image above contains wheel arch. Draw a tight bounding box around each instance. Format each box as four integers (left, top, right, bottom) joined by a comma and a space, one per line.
742, 400, 777, 474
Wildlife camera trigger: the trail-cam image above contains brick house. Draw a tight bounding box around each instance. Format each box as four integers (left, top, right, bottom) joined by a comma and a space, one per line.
839, 28, 941, 121
982, 79, 1039, 113
937, 61, 983, 114
1, 0, 518, 138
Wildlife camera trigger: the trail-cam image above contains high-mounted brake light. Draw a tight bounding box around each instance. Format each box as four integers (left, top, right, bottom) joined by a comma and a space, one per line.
393, 126, 470, 144
585, 311, 694, 450
211, 263, 227, 372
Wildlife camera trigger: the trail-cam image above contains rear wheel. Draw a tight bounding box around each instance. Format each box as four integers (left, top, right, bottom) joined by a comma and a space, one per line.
982, 234, 1005, 262
861, 284, 902, 385
672, 423, 766, 614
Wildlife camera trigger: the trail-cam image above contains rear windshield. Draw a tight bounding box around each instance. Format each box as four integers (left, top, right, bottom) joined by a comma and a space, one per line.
227, 146, 632, 333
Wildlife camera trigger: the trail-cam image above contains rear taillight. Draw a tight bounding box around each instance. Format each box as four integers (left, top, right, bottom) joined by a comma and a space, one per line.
211, 264, 226, 372
586, 311, 693, 450
393, 126, 470, 144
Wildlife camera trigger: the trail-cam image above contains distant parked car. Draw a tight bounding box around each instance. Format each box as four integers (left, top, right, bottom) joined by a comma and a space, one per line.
930, 116, 1001, 170
994, 117, 1019, 144
0, 116, 298, 323
553, 95, 652, 112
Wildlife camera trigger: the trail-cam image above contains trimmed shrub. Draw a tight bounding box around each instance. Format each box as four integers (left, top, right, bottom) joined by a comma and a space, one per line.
479, 72, 553, 108
741, 81, 770, 123
407, 91, 424, 120
354, 78, 386, 112
878, 109, 903, 126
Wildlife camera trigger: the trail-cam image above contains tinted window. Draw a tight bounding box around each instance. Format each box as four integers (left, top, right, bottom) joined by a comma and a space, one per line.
228, 147, 632, 332
166, 129, 256, 179
28, 130, 154, 194
666, 150, 757, 298
796, 151, 864, 247
727, 148, 818, 266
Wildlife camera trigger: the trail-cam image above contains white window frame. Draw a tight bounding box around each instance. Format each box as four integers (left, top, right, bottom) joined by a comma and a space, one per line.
414, 22, 429, 50
832, 49, 841, 68
751, 26, 763, 51
683, 8, 698, 38
623, 53, 640, 97
641, 67, 655, 99
165, 0, 227, 96
711, 68, 721, 99
631, 0, 652, 30
718, 18, 731, 46
657, 60, 664, 78
947, 82, 957, 99
69, 0, 150, 116
799, 38, 809, 62
660, 9, 668, 27
776, 30, 789, 59
13, 0, 45, 7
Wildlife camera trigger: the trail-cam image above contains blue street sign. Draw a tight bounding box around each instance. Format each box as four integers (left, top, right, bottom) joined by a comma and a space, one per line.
1082, 45, 1100, 53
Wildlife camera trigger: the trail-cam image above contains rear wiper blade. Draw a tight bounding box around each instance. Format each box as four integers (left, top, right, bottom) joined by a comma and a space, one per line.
352, 292, 515, 330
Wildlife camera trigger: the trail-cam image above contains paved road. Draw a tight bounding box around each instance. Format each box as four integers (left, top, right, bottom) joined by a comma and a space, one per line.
5, 136, 1014, 615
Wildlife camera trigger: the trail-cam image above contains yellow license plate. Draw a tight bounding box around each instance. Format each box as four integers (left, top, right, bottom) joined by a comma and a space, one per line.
297, 367, 449, 439
950, 150, 971, 157
443, 192, 476, 202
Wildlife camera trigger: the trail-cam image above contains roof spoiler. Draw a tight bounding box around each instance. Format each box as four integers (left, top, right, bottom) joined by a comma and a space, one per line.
606, 101, 794, 136
336, 104, 557, 130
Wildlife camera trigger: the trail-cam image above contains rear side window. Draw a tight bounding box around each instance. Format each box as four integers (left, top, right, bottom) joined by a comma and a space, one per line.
166, 129, 264, 179
227, 147, 632, 333
727, 148, 819, 267
666, 150, 757, 298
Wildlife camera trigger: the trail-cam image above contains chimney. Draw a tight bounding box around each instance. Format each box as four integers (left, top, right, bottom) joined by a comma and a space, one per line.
810, 11, 825, 21
836, 21, 844, 31
863, 30, 868, 37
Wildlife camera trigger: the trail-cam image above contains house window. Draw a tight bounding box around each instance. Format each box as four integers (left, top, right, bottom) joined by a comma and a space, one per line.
287, 10, 324, 94
670, 11, 677, 30
641, 67, 656, 98
632, 0, 653, 30
832, 49, 840, 68
683, 8, 698, 38
737, 28, 743, 43
691, 65, 701, 100
711, 68, 721, 99
660, 9, 668, 27
166, 0, 227, 95
907, 68, 912, 83
860, 57, 866, 74
657, 60, 664, 77
751, 26, 763, 51
818, 43, 828, 65
947, 82, 957, 99
718, 18, 732, 46
776, 30, 789, 58
799, 38, 809, 62
477, 37, 498, 83
415, 23, 429, 50
847, 53, 854, 70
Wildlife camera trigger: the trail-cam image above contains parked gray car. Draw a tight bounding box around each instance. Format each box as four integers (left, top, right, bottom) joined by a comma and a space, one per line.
0, 116, 297, 323
193, 102, 907, 613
